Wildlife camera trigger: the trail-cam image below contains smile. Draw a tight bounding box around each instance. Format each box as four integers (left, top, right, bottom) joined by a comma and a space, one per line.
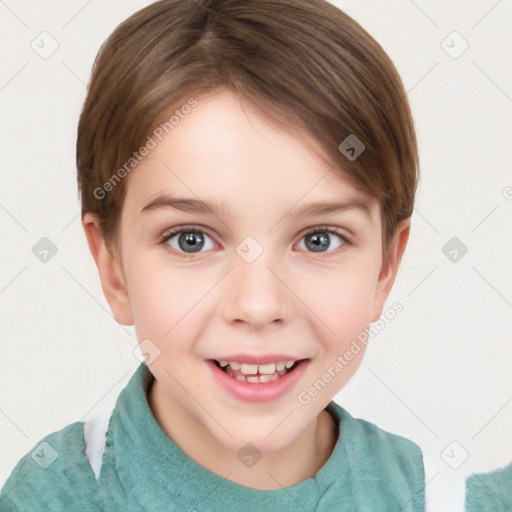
207, 358, 310, 402
213, 359, 301, 383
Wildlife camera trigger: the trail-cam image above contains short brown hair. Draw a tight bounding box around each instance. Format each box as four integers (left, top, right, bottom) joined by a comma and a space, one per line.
77, 0, 419, 262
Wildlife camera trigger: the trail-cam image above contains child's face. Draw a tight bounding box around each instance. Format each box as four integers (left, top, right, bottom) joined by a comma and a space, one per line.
87, 88, 408, 454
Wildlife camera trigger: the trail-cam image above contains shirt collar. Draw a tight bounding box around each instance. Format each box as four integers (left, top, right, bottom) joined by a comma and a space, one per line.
107, 361, 352, 510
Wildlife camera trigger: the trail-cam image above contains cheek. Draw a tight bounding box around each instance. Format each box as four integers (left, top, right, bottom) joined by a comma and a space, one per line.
296, 262, 378, 344
127, 259, 210, 352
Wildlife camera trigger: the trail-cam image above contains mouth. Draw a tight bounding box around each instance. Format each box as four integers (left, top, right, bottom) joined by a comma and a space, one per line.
211, 358, 305, 383
207, 357, 310, 402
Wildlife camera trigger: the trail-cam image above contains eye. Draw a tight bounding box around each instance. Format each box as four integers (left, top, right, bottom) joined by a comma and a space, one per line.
158, 225, 351, 259
297, 226, 350, 255
158, 226, 216, 259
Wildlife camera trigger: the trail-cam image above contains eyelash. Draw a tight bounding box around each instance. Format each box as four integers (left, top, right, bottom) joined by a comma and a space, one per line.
158, 225, 351, 260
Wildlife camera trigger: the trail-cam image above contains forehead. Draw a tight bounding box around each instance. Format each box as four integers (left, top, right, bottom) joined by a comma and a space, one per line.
123, 89, 379, 220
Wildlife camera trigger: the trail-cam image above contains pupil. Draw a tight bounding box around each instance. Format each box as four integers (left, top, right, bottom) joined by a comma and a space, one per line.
308, 233, 329, 252
180, 232, 205, 252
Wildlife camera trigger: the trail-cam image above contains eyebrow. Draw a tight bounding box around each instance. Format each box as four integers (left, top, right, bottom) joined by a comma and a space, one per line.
140, 194, 372, 219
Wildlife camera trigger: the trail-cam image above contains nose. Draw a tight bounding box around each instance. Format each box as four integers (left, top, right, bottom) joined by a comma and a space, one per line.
221, 246, 293, 329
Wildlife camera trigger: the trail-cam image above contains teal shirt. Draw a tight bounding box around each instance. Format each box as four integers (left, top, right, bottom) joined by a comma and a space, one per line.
0, 362, 509, 511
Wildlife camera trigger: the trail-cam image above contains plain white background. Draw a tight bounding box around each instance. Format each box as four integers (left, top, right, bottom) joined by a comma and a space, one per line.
0, 0, 511, 492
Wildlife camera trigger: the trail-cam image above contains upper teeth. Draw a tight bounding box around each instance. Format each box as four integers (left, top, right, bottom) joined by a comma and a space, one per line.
218, 360, 297, 374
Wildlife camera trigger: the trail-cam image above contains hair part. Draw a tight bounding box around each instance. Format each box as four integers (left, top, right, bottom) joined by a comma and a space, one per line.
77, 0, 419, 264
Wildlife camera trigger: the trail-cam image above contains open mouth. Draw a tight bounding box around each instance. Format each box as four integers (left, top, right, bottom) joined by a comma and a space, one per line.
211, 359, 306, 384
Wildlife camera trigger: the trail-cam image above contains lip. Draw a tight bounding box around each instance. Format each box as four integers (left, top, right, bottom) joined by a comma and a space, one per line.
206, 358, 310, 402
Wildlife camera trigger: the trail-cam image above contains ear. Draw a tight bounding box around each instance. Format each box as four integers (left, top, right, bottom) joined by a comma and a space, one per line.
371, 218, 410, 322
82, 213, 134, 326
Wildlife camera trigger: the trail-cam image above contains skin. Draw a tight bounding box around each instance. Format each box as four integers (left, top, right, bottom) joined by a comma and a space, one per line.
83, 88, 410, 490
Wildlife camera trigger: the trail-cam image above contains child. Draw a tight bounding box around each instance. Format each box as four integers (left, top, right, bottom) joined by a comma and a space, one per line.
1, 0, 510, 510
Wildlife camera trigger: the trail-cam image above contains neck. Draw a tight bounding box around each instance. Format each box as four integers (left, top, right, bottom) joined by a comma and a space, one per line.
147, 379, 338, 490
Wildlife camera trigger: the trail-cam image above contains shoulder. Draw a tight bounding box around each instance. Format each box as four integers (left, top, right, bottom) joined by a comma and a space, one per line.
352, 413, 424, 454
0, 421, 102, 511
352, 414, 425, 488
336, 405, 424, 471
328, 402, 425, 509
